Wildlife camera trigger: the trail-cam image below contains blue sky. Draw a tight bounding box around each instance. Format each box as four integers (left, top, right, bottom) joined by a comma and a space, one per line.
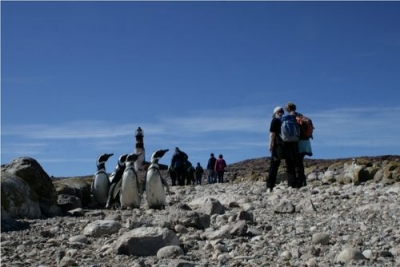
2, 1, 400, 177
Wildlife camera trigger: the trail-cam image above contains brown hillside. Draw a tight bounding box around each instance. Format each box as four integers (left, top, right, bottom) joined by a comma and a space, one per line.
55, 155, 400, 181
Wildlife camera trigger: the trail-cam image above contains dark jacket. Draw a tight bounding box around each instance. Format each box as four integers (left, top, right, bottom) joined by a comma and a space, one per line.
207, 156, 217, 170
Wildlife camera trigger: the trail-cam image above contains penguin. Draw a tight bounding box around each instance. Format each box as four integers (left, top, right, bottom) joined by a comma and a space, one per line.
145, 149, 170, 209
105, 153, 129, 209
120, 152, 142, 209
91, 153, 113, 207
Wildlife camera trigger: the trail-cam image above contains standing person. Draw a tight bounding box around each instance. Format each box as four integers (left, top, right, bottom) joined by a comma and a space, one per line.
294, 110, 313, 188
184, 160, 195, 185
207, 153, 217, 184
214, 154, 227, 183
282, 102, 300, 188
170, 147, 188, 186
195, 162, 204, 185
167, 165, 177, 186
267, 106, 285, 193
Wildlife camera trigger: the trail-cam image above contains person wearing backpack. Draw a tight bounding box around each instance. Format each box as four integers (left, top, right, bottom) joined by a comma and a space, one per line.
267, 106, 285, 193
214, 154, 227, 183
281, 102, 300, 189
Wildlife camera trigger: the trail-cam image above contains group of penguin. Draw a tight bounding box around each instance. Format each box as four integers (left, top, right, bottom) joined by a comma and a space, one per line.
90, 149, 170, 210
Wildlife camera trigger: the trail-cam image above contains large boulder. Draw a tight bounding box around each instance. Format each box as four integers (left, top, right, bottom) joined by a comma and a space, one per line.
202, 197, 225, 215
383, 161, 400, 182
113, 227, 180, 256
169, 209, 210, 230
53, 177, 93, 207
1, 171, 41, 218
1, 157, 61, 219
83, 220, 122, 237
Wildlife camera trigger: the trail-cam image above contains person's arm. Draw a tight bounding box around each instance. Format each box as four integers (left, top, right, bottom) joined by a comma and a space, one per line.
269, 132, 276, 152
269, 118, 278, 152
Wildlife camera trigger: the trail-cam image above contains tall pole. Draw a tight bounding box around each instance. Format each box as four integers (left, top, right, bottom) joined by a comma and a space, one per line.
134, 127, 145, 171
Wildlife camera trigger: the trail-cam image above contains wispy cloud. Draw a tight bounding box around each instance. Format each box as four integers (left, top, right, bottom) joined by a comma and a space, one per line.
2, 105, 270, 140
1, 142, 48, 156
2, 120, 138, 139
2, 105, 399, 163
38, 158, 94, 163
310, 106, 400, 148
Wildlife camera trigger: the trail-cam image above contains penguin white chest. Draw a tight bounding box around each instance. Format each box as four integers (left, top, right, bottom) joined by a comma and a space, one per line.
120, 168, 140, 209
93, 171, 109, 206
145, 168, 166, 208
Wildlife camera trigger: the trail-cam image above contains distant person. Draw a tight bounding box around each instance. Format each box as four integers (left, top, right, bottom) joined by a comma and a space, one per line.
207, 153, 217, 184
267, 106, 285, 193
282, 102, 300, 188
293, 105, 313, 188
168, 165, 177, 186
195, 162, 204, 185
170, 147, 188, 186
184, 160, 195, 185
214, 154, 227, 183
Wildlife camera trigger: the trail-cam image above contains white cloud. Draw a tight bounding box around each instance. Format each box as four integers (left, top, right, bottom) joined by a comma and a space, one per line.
310, 106, 400, 148
38, 157, 93, 163
3, 105, 399, 177
2, 105, 399, 162
1, 142, 48, 156
2, 121, 136, 139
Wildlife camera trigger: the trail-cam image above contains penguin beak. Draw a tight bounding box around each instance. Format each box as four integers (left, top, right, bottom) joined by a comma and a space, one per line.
151, 149, 169, 161
160, 149, 169, 158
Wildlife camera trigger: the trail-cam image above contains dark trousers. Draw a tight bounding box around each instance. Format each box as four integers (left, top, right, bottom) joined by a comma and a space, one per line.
217, 171, 224, 183
283, 142, 298, 188
175, 167, 186, 186
285, 158, 297, 188
169, 171, 177, 186
186, 173, 194, 185
208, 170, 216, 184
267, 159, 280, 190
296, 153, 306, 188
267, 142, 298, 189
196, 174, 202, 185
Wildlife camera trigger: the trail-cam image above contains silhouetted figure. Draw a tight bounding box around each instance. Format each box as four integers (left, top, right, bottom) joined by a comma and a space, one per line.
170, 147, 188, 186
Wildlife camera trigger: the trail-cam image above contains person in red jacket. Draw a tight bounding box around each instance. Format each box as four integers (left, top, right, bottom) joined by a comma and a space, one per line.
214, 154, 227, 183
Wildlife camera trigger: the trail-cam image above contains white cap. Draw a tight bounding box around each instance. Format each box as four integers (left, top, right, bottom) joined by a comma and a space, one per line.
273, 106, 284, 114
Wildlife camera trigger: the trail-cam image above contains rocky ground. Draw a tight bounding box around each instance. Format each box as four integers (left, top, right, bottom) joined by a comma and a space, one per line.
1, 155, 400, 267
1, 178, 400, 266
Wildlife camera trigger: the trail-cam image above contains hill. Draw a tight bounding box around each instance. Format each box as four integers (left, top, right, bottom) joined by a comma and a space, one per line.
55, 155, 400, 182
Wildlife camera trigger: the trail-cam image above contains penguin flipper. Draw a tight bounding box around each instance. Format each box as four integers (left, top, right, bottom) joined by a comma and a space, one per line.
112, 179, 122, 200
158, 169, 170, 195
90, 177, 95, 193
